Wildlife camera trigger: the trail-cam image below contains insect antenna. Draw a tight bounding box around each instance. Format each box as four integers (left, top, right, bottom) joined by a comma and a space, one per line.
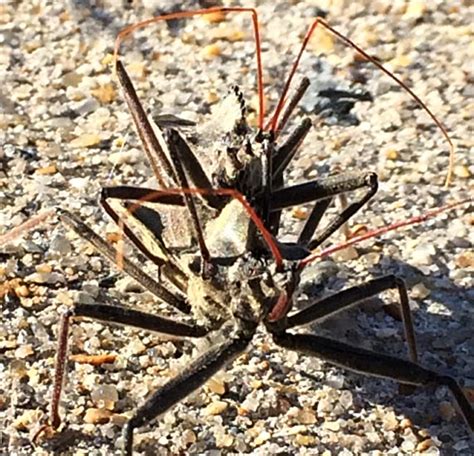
0, 209, 55, 246
266, 17, 455, 186
299, 198, 472, 268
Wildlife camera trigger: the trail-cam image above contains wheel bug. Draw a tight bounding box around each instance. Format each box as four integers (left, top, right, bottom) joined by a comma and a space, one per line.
1, 5, 472, 456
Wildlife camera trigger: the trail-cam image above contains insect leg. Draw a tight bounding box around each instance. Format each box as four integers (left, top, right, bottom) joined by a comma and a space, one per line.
270, 172, 378, 250
273, 332, 474, 431
300, 198, 473, 267
119, 55, 219, 215
106, 186, 285, 268
297, 198, 333, 246
275, 77, 311, 135
283, 275, 417, 363
45, 303, 208, 434
115, 60, 176, 188
117, 62, 222, 209
166, 129, 211, 264
100, 186, 189, 294
267, 18, 454, 187
122, 329, 254, 455
265, 117, 313, 237
164, 127, 222, 209
272, 117, 313, 182
59, 209, 190, 314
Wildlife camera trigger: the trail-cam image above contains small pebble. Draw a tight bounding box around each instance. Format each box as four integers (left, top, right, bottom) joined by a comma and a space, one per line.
201, 44, 221, 59
417, 439, 437, 452
215, 431, 234, 448
455, 251, 474, 268
91, 84, 116, 103
14, 345, 34, 359
13, 410, 42, 431
339, 390, 353, 409
411, 282, 431, 299
403, 1, 428, 20
294, 434, 316, 446
382, 411, 399, 431
201, 10, 226, 23
204, 400, 228, 416
181, 429, 197, 446
399, 418, 412, 429
332, 246, 359, 262
70, 133, 101, 148
253, 430, 271, 446
84, 408, 113, 424
206, 377, 226, 395
324, 421, 341, 432
295, 407, 317, 425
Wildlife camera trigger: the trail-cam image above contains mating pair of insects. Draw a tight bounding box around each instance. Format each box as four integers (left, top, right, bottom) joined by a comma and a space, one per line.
5, 6, 473, 455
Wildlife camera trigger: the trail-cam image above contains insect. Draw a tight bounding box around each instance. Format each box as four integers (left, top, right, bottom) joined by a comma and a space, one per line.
1, 4, 472, 455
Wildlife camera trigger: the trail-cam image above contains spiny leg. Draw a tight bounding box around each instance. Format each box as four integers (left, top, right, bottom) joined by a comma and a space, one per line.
273, 332, 473, 430
59, 209, 189, 314
100, 187, 189, 293
283, 275, 417, 363
116, 60, 220, 211
270, 171, 378, 251
116, 61, 221, 211
44, 303, 209, 434
265, 83, 312, 233
163, 127, 222, 209
105, 186, 284, 269
166, 129, 211, 265
272, 118, 312, 183
275, 77, 311, 136
122, 329, 254, 455
300, 198, 473, 267
268, 117, 313, 236
297, 198, 332, 246
115, 60, 176, 188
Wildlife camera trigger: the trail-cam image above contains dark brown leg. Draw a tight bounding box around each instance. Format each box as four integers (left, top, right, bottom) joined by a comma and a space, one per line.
297, 198, 332, 246
59, 209, 189, 313
117, 60, 221, 210
283, 275, 417, 363
275, 77, 311, 134
115, 60, 176, 187
166, 129, 211, 264
267, 118, 312, 236
270, 172, 378, 250
272, 118, 312, 181
100, 187, 189, 294
163, 128, 222, 209
122, 329, 254, 455
273, 332, 474, 431
48, 303, 208, 433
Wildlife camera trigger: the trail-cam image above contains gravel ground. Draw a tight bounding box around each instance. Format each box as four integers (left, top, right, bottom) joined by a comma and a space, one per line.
0, 0, 473, 455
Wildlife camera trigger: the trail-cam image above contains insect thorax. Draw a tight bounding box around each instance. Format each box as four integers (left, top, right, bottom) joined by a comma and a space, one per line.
185, 245, 280, 330
207, 85, 273, 201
